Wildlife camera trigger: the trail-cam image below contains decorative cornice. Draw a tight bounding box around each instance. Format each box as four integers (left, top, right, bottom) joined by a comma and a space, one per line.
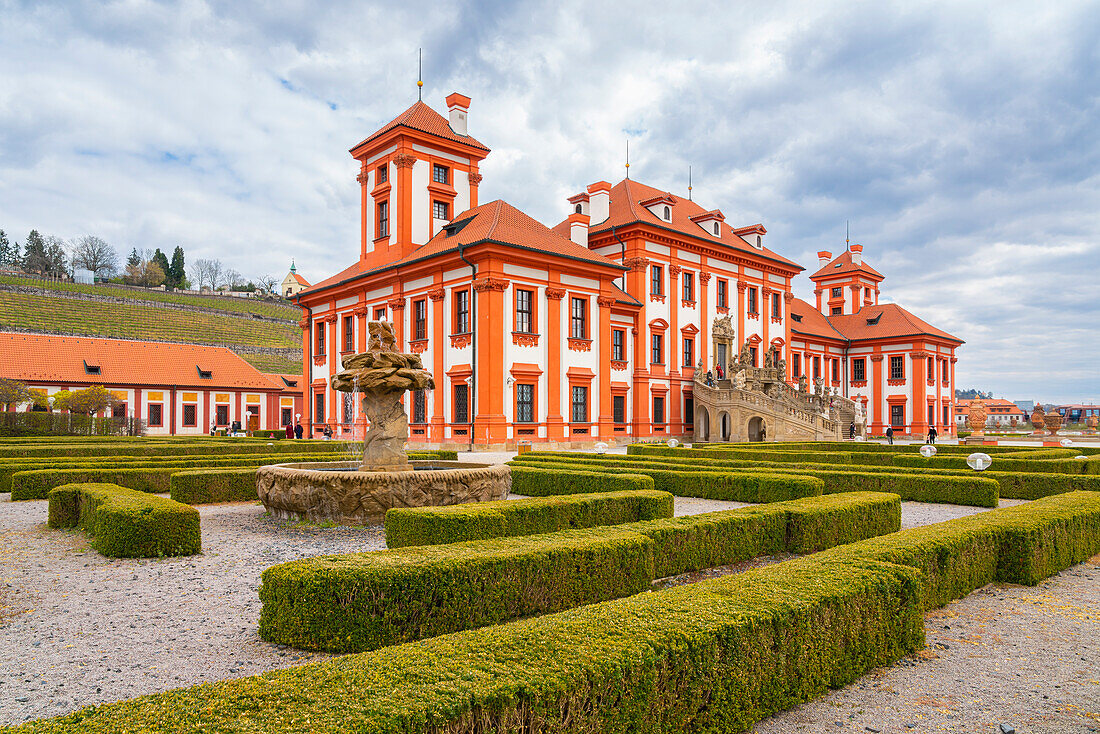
851, 380, 868, 388
312, 355, 327, 366
352, 305, 370, 318
297, 318, 310, 330
747, 311, 759, 320
450, 333, 472, 349
622, 256, 650, 272
393, 153, 416, 169
783, 291, 794, 303
567, 338, 592, 352
386, 297, 406, 310
511, 332, 540, 347
545, 287, 567, 300
468, 172, 483, 185
697, 272, 712, 284
668, 264, 682, 277
870, 355, 884, 363
770, 316, 783, 324
736, 281, 748, 293
681, 299, 696, 308
473, 276, 509, 292
611, 360, 629, 371
762, 286, 772, 296
356, 170, 369, 186
716, 306, 729, 315
596, 296, 616, 308
428, 287, 446, 301
408, 339, 428, 354
650, 293, 666, 303
911, 351, 931, 359
887, 378, 907, 386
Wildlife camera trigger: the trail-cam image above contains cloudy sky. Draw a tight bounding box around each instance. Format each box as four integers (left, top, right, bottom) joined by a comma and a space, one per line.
1, 0, 1097, 402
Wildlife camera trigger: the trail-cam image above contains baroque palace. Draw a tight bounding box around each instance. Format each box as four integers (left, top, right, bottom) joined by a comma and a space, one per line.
295, 93, 962, 447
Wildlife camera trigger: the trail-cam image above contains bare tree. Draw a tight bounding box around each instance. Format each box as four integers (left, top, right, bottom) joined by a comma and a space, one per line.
42, 235, 69, 278
256, 274, 279, 293
70, 236, 118, 278
189, 258, 214, 289
208, 259, 225, 289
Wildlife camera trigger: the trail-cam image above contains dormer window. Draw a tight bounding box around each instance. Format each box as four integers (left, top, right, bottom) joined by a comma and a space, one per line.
791, 313, 803, 323
83, 360, 100, 375
197, 366, 213, 379
663, 206, 671, 221
575, 203, 583, 214
866, 313, 882, 325
280, 377, 298, 388
756, 235, 762, 247
432, 164, 449, 185
713, 222, 720, 235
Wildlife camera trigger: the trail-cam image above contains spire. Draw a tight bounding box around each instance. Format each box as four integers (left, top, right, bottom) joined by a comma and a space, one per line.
290, 259, 296, 273
846, 220, 850, 247
417, 48, 423, 101
625, 139, 630, 179
688, 165, 692, 201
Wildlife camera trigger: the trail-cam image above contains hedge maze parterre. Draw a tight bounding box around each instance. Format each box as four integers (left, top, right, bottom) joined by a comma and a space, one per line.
2, 439, 1099, 733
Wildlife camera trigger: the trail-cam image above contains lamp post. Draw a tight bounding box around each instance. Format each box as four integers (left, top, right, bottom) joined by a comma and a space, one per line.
245, 410, 252, 437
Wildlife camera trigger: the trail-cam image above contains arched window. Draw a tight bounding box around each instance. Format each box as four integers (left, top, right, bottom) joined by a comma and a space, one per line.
713, 222, 720, 235
756, 235, 762, 247
663, 206, 671, 221
574, 204, 582, 214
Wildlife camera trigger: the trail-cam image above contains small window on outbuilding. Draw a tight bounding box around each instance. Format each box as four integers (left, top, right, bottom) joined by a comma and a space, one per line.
83, 360, 100, 375
197, 366, 213, 379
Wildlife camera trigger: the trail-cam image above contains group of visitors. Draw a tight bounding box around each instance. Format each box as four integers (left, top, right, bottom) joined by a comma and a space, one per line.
283, 422, 304, 439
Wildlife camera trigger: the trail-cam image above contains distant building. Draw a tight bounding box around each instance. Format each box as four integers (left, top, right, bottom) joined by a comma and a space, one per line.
281, 262, 310, 298
73, 269, 95, 285
0, 332, 303, 434
954, 398, 1028, 429
1055, 404, 1100, 424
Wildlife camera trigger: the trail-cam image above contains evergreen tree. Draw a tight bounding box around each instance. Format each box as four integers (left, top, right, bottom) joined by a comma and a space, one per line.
126, 248, 141, 268
0, 230, 10, 266
43, 236, 69, 278
151, 248, 171, 285
22, 230, 48, 274
168, 246, 186, 289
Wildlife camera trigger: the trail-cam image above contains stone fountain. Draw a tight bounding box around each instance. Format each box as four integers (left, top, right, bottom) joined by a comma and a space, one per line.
256, 322, 510, 526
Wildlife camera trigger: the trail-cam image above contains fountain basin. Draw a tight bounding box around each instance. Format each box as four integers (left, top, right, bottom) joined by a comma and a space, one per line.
257, 461, 511, 526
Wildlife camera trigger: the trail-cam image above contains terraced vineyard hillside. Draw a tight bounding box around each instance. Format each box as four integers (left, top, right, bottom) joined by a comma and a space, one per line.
0, 276, 302, 373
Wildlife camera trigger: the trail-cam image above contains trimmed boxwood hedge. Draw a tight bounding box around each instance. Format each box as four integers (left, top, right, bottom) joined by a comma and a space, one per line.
508, 459, 824, 502
259, 527, 656, 653
0, 440, 356, 460
47, 483, 200, 558
509, 464, 655, 496
513, 452, 999, 507
22, 493, 1099, 733
893, 453, 1100, 475
384, 489, 674, 547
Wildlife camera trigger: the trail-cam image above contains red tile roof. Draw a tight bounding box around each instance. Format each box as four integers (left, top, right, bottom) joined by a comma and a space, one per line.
288, 272, 310, 287
826, 303, 962, 343
810, 249, 884, 280
0, 332, 283, 390
264, 373, 304, 393
577, 178, 802, 270
349, 101, 489, 154
303, 200, 623, 294
788, 297, 847, 341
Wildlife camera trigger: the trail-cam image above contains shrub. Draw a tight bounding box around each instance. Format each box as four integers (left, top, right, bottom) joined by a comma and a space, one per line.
892, 453, 1099, 475
384, 489, 673, 548
47, 483, 200, 558
508, 459, 824, 502
169, 468, 258, 504
258, 527, 656, 653
509, 465, 655, 496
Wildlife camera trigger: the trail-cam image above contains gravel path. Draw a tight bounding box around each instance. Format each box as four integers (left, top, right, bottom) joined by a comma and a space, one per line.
0, 489, 1085, 729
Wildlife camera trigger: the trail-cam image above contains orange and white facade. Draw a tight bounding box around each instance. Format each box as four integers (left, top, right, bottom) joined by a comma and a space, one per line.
297, 93, 962, 446
789, 246, 963, 437
0, 333, 303, 434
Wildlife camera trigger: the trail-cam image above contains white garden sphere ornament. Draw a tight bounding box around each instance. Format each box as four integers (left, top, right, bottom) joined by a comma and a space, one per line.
594, 442, 608, 455
919, 445, 937, 458
854, 435, 865, 442
1076, 455, 1088, 460
966, 452, 993, 471
1060, 438, 1073, 447
667, 438, 680, 448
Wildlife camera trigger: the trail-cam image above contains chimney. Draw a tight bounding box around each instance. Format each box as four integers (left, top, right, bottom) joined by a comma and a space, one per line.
568, 212, 590, 246
446, 92, 471, 136
849, 243, 863, 266
587, 181, 611, 224
817, 250, 832, 267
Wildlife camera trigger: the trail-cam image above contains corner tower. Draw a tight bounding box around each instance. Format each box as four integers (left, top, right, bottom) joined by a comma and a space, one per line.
349, 93, 491, 270
809, 243, 885, 316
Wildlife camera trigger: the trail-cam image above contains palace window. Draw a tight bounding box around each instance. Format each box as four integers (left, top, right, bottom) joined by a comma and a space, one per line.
852, 358, 865, 382
412, 389, 426, 423
651, 265, 663, 296
927, 356, 935, 378
651, 333, 663, 364
613, 395, 625, 424
831, 307, 842, 316
831, 287, 842, 298
376, 164, 387, 183
771, 292, 781, 318
148, 403, 163, 427
891, 404, 905, 427
652, 396, 665, 424
183, 404, 197, 428
314, 392, 325, 425
612, 329, 624, 361
717, 279, 727, 308
377, 201, 389, 238
682, 337, 694, 367
682, 272, 694, 301
942, 359, 949, 381
831, 359, 839, 381
112, 402, 127, 419
516, 384, 535, 423
343, 315, 354, 352
571, 386, 588, 423
749, 346, 758, 367
432, 164, 449, 184
280, 408, 292, 427
216, 405, 229, 426
570, 297, 587, 339
713, 222, 720, 235
792, 353, 801, 377
413, 299, 427, 340
890, 356, 905, 380
515, 289, 533, 333
748, 287, 758, 314
813, 355, 821, 378
574, 203, 583, 214
454, 290, 470, 333
685, 397, 694, 423
453, 384, 469, 424
928, 404, 935, 427
663, 206, 671, 221
342, 392, 354, 424
374, 307, 386, 321
943, 405, 949, 426
315, 322, 325, 355
433, 201, 449, 220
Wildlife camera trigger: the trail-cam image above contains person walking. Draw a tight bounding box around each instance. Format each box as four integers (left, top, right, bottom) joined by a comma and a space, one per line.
849, 422, 856, 439
886, 426, 894, 445
284, 422, 294, 439
927, 426, 937, 444
294, 422, 303, 439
